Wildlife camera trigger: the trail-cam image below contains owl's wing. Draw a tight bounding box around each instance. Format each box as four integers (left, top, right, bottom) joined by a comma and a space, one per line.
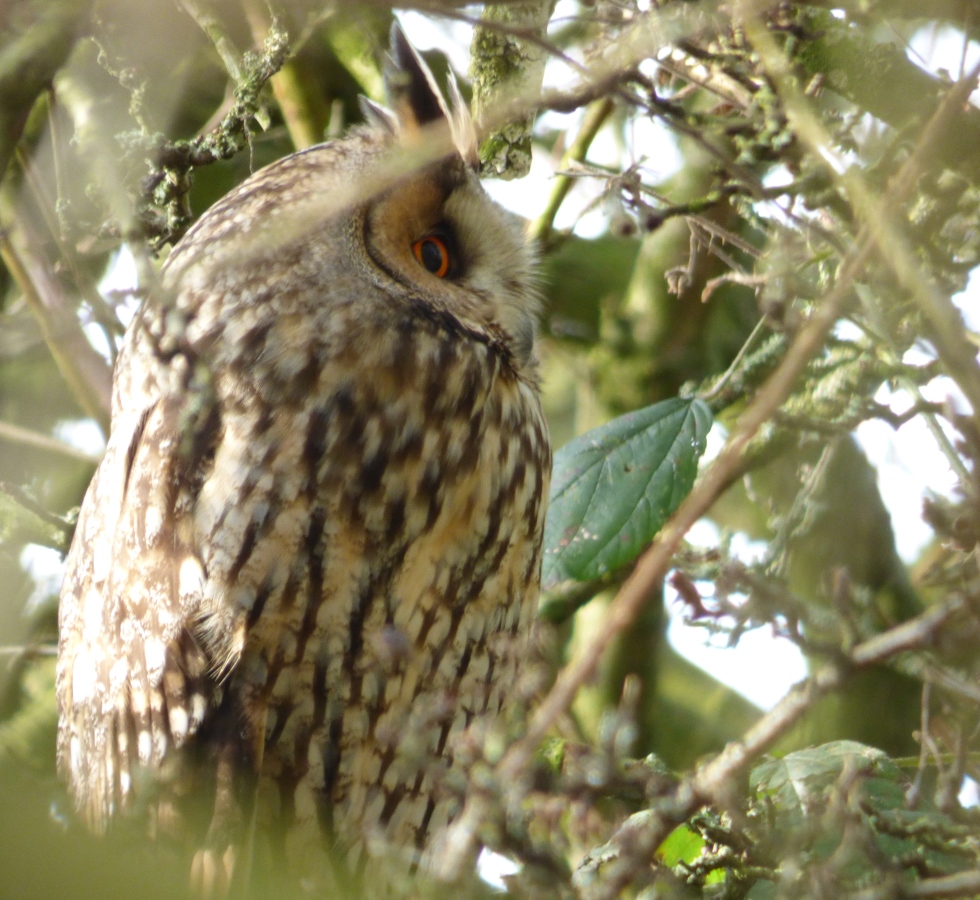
56, 388, 218, 832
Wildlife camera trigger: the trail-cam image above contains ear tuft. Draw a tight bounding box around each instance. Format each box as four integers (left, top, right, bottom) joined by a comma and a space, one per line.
384, 22, 480, 167
446, 69, 479, 171
386, 21, 448, 131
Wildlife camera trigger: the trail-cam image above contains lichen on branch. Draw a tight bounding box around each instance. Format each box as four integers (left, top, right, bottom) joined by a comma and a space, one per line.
469, 1, 556, 179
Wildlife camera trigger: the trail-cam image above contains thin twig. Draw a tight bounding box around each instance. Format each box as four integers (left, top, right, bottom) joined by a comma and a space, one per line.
848, 868, 980, 900
572, 596, 965, 898
530, 97, 614, 244
767, 439, 838, 577
0, 645, 57, 658
698, 315, 767, 401
0, 218, 112, 432
0, 420, 101, 464
455, 1, 769, 199
743, 6, 980, 442
433, 39, 978, 883
700, 272, 767, 304
0, 482, 76, 535
15, 145, 124, 360
853, 295, 974, 485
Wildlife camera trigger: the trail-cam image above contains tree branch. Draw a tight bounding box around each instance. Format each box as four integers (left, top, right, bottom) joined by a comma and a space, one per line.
179, 0, 245, 85
573, 596, 967, 898
0, 215, 111, 432
797, 9, 980, 185
0, 420, 101, 464
849, 868, 980, 900
530, 96, 613, 244
0, 0, 90, 181
0, 482, 74, 553
432, 35, 979, 883
469, 1, 556, 179
744, 6, 980, 455
243, 0, 333, 150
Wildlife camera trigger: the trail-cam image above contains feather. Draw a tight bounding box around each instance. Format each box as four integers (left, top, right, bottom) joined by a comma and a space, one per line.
56, 391, 218, 831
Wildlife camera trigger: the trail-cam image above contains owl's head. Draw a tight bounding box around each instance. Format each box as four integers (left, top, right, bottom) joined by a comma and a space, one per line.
354, 23, 540, 368
167, 24, 540, 374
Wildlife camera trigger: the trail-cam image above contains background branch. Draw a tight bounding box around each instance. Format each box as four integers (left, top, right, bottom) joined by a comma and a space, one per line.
435, 23, 980, 883
0, 216, 111, 432
0, 421, 100, 464
0, 0, 90, 180
469, 0, 556, 178
575, 596, 967, 898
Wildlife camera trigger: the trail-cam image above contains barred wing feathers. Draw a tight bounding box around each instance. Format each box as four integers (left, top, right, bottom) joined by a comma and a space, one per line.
56, 386, 216, 832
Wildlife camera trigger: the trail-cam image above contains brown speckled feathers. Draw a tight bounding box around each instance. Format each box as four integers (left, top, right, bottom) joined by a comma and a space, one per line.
56, 27, 550, 889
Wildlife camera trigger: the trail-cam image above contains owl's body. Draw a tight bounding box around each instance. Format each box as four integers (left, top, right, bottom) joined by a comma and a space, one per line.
57, 31, 549, 887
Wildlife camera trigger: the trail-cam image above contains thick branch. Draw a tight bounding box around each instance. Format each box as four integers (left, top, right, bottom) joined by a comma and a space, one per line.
798, 10, 980, 185
469, 1, 555, 179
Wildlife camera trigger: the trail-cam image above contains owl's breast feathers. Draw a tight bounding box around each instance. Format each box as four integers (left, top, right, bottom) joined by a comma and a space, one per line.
56, 282, 551, 862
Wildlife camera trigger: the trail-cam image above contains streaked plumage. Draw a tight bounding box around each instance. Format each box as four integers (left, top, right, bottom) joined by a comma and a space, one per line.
57, 27, 550, 891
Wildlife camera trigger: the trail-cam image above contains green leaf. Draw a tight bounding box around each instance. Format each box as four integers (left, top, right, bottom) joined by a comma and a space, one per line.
542, 398, 712, 589
750, 741, 976, 883
657, 825, 704, 868
750, 740, 897, 823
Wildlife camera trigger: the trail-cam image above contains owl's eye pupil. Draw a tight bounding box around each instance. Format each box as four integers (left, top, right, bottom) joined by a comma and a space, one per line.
412, 235, 451, 278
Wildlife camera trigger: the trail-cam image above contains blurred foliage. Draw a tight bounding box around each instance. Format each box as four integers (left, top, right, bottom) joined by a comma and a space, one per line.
2, 0, 980, 897
652, 741, 980, 897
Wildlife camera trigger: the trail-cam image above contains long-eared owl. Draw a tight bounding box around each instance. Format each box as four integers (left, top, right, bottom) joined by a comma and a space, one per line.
56, 25, 550, 890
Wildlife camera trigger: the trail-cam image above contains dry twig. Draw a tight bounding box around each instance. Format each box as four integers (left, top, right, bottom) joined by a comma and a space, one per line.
433, 38, 980, 884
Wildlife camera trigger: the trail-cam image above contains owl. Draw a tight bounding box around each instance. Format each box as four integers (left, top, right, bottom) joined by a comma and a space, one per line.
56, 25, 550, 893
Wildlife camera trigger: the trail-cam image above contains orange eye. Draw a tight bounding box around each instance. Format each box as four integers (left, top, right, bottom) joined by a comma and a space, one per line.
412, 235, 450, 278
